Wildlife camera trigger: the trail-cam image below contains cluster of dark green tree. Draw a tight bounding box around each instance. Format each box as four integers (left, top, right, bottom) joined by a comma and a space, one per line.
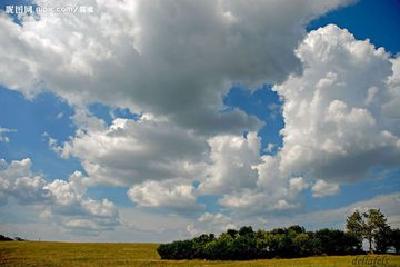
158, 209, 400, 260
158, 226, 361, 260
0, 234, 14, 241
0, 234, 24, 241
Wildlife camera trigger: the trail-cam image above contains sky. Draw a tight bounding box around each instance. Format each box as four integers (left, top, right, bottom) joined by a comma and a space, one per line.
0, 0, 399, 242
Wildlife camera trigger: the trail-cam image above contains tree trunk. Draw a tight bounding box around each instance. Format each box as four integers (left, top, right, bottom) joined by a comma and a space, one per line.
368, 237, 373, 254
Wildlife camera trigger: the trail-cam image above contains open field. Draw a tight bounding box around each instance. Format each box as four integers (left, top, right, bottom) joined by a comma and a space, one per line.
0, 241, 399, 267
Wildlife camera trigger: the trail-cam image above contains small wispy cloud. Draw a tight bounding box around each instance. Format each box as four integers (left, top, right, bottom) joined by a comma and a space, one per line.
0, 127, 16, 143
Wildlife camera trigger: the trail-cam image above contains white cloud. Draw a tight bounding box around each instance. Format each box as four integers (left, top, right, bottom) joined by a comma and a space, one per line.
196, 24, 400, 215
127, 179, 202, 212
218, 186, 301, 214
274, 25, 400, 183
187, 212, 236, 237
268, 192, 400, 230
56, 115, 306, 215
0, 0, 352, 135
199, 131, 260, 194
197, 133, 310, 215
199, 138, 308, 214
211, 24, 400, 215
59, 116, 208, 187
0, 0, 360, 224
0, 158, 119, 233
0, 127, 15, 143
45, 171, 87, 206
384, 57, 400, 119
311, 179, 340, 198
0, 158, 49, 204
289, 177, 309, 193
0, 205, 195, 242
56, 112, 64, 119
58, 116, 301, 215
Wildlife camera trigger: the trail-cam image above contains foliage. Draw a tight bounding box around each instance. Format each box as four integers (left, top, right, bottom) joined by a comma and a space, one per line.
0, 234, 14, 241
158, 225, 362, 260
346, 209, 393, 253
346, 210, 364, 242
391, 228, 400, 254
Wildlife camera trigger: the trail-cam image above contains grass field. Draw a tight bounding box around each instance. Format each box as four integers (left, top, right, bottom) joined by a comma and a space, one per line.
1, 241, 399, 267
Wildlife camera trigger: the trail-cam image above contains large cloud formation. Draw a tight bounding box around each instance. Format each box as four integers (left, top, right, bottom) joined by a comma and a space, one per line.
201, 25, 400, 216
0, 0, 352, 135
1, 0, 352, 214
47, 24, 400, 219
0, 158, 119, 234
58, 115, 208, 187
276, 25, 400, 183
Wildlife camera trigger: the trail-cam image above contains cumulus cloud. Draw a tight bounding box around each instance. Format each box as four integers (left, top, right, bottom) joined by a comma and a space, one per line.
200, 134, 309, 214
127, 179, 202, 213
0, 0, 352, 135
187, 212, 236, 237
199, 131, 260, 194
58, 116, 304, 215
0, 0, 360, 221
217, 183, 303, 215
7, 21, 400, 223
197, 24, 400, 215
58, 116, 208, 186
0, 158, 119, 233
0, 127, 16, 143
274, 25, 400, 183
0, 158, 49, 204
58, 120, 309, 215
311, 179, 340, 198
210, 24, 400, 219
200, 147, 309, 214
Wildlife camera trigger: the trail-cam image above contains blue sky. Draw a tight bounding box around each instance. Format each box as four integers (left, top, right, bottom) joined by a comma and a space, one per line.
0, 87, 80, 178
308, 0, 400, 55
0, 0, 399, 241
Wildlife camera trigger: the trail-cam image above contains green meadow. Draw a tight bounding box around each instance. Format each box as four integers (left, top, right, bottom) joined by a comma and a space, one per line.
1, 241, 399, 267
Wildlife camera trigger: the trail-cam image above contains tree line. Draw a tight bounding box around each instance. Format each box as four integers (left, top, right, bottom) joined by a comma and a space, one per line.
158, 209, 400, 260
0, 234, 25, 241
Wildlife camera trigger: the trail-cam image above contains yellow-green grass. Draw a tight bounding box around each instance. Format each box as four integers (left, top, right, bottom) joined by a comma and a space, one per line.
1, 241, 399, 267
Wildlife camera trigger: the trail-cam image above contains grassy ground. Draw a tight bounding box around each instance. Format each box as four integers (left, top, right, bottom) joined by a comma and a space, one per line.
1, 241, 399, 267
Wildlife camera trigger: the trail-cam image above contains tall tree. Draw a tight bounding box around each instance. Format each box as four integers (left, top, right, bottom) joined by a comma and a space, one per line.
346, 210, 363, 242
365, 209, 389, 253
347, 209, 390, 253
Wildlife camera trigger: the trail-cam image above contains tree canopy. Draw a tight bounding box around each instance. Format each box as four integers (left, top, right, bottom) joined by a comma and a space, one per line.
158, 225, 361, 260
